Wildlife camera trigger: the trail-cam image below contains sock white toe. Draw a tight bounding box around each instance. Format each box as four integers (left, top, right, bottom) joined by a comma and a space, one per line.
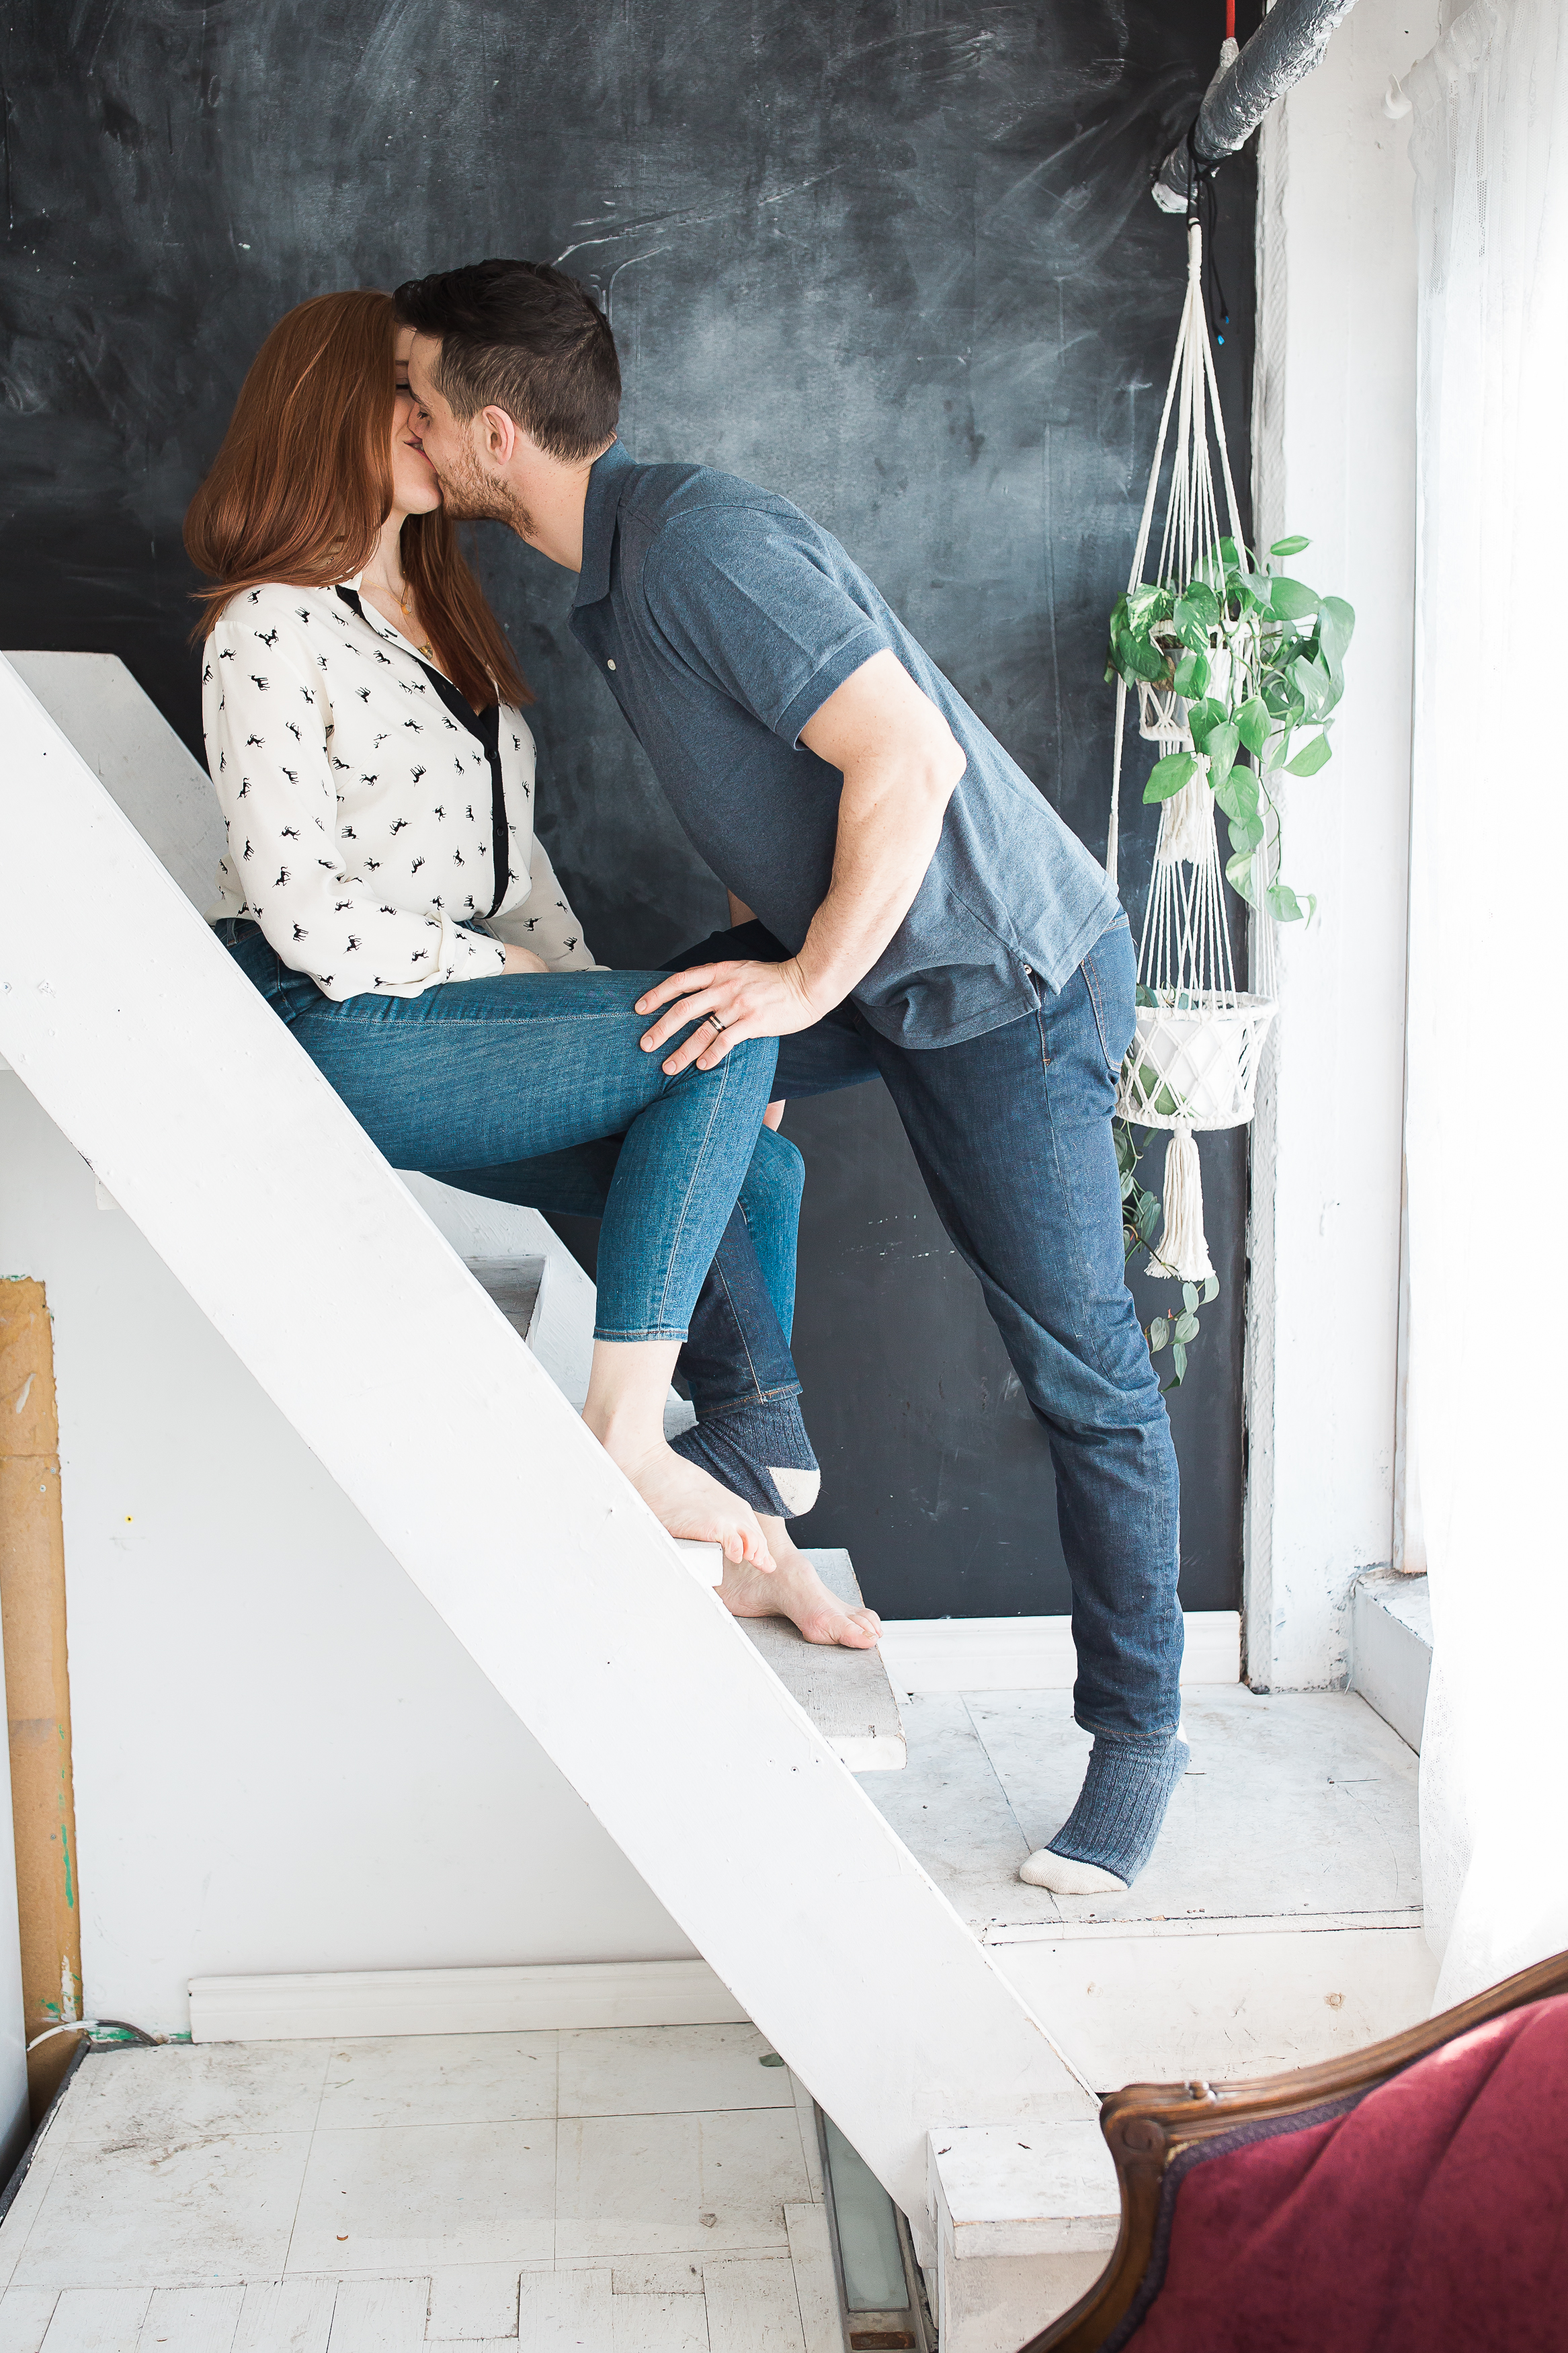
1018, 1849, 1128, 1895
768, 1466, 821, 1516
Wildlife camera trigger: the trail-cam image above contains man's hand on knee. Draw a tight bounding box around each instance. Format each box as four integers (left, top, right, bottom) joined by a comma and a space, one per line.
636, 958, 824, 1075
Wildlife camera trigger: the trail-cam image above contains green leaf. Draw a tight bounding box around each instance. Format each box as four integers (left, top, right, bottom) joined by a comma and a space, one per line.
1145, 752, 1198, 803
1214, 766, 1259, 825
1269, 534, 1311, 559
1227, 812, 1266, 856
1135, 1191, 1162, 1244
1285, 731, 1333, 776
1178, 581, 1222, 633
1149, 1316, 1171, 1353
1317, 595, 1356, 668
1270, 576, 1321, 622
1217, 536, 1247, 572
1173, 1311, 1200, 1343
1185, 699, 1225, 751
1266, 881, 1307, 923
1291, 655, 1335, 720
1202, 1275, 1220, 1303
1225, 848, 1260, 904
1182, 1282, 1199, 1311
1170, 1339, 1188, 1383
1172, 649, 1210, 700
1235, 696, 1272, 758
1120, 632, 1167, 685
1204, 721, 1241, 791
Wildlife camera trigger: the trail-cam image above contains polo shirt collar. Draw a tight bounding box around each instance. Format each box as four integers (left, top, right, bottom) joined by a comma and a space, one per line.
574, 439, 636, 609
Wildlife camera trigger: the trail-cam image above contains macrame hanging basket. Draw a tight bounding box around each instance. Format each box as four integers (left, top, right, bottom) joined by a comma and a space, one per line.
1106, 220, 1278, 1285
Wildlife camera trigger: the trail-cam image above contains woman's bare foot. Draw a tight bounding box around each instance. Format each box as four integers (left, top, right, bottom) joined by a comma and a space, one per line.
718, 1518, 882, 1648
590, 1425, 775, 1570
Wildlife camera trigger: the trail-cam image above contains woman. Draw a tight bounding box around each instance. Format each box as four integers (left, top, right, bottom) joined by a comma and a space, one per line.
183, 288, 800, 1572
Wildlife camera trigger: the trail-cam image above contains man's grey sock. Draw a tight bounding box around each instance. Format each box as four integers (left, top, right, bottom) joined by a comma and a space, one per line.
671, 1394, 820, 1519
1044, 1729, 1190, 1888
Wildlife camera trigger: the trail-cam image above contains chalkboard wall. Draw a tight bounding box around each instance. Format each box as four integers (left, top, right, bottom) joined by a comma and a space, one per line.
1, 0, 1258, 1620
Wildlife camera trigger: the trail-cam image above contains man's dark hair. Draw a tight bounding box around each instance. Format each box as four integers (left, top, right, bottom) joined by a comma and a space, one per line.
393, 260, 620, 463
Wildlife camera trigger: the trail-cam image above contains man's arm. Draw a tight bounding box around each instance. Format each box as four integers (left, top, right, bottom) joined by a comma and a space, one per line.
636, 649, 964, 1072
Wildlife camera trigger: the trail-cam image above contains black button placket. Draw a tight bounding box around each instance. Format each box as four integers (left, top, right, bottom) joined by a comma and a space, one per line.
334, 586, 511, 920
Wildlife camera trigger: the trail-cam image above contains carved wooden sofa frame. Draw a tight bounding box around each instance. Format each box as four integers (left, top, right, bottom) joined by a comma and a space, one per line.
1020, 1945, 1568, 2352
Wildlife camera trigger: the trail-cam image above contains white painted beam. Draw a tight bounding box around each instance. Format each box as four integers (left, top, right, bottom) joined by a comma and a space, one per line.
0, 653, 1094, 2232
1244, 0, 1440, 1689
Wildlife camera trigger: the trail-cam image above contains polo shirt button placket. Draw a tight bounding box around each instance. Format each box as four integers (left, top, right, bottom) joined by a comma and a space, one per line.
606, 659, 616, 671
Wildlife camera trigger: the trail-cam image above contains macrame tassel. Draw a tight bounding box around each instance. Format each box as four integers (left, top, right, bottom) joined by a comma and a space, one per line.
1149, 1119, 1216, 1283
1157, 769, 1219, 869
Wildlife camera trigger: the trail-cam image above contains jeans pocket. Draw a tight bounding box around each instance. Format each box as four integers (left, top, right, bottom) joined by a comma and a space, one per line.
1081, 918, 1135, 1080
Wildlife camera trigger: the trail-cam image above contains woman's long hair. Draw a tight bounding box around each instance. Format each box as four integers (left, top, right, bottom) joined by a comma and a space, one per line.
183, 289, 530, 711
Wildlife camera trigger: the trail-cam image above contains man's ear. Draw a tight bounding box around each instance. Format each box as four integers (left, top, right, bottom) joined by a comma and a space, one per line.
479, 405, 521, 467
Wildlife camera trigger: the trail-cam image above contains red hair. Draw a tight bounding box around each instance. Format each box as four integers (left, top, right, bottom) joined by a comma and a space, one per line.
183, 290, 530, 711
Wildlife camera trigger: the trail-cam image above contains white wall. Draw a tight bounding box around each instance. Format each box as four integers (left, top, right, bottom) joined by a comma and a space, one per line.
0, 1076, 692, 2036
1244, 0, 1439, 1691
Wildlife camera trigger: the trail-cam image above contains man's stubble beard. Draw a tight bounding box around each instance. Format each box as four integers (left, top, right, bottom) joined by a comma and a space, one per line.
431, 438, 536, 540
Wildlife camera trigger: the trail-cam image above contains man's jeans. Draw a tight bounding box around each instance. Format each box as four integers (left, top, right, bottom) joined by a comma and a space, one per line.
678, 916, 1184, 1741
214, 918, 781, 1347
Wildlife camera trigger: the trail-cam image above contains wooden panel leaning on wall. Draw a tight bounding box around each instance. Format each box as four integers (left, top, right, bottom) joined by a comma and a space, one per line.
0, 1279, 83, 2119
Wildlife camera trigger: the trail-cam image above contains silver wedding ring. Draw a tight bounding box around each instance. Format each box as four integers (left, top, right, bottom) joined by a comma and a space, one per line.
706, 1011, 728, 1033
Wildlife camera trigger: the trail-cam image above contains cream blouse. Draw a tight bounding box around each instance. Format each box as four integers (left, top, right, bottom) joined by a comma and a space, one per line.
202, 575, 598, 1000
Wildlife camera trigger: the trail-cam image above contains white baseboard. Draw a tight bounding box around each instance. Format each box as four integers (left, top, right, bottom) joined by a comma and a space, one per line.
188, 1958, 749, 2044
877, 1609, 1240, 1695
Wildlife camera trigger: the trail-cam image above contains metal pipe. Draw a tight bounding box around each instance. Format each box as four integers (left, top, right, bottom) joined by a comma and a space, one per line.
1153, 0, 1364, 212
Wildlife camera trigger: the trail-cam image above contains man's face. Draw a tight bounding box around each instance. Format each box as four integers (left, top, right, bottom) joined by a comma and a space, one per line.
401, 327, 534, 536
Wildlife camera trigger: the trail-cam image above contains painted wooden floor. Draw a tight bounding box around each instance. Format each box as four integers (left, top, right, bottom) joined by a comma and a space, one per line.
863, 1684, 1423, 1934
0, 2026, 843, 2352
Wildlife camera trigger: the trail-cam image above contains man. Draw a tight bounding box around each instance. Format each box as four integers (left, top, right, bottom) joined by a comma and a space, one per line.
395, 259, 1187, 1892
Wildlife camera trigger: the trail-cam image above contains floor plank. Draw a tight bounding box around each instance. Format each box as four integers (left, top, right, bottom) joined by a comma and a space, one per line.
323, 2278, 427, 2352
517, 2271, 614, 2348
134, 2288, 244, 2352
0, 2289, 57, 2353
231, 2280, 335, 2353
39, 2291, 152, 2353
423, 2266, 520, 2340
701, 2259, 805, 2353
783, 2206, 842, 2353
610, 2292, 710, 2352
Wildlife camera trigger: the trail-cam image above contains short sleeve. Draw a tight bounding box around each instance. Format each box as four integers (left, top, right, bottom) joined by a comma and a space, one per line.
641, 507, 890, 748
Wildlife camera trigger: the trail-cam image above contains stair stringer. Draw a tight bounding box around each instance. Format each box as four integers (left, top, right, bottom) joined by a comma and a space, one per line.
0, 653, 1097, 2235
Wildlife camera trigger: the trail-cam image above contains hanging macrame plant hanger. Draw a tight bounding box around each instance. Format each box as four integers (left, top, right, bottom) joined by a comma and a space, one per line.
1106, 216, 1278, 1284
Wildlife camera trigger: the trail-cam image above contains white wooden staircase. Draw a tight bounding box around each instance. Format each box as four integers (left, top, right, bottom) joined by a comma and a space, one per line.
0, 652, 1098, 2274
0, 652, 1437, 2349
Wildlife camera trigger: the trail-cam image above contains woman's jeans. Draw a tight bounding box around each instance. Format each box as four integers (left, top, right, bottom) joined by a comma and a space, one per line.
215, 920, 778, 1345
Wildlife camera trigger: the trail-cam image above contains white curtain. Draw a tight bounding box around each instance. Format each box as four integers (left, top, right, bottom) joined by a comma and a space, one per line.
1405, 0, 1568, 2008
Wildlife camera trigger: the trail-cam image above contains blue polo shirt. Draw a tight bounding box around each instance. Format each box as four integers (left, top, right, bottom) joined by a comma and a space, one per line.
569, 440, 1122, 1049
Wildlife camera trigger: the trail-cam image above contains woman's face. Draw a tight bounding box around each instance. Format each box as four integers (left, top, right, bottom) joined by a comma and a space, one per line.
391, 326, 442, 516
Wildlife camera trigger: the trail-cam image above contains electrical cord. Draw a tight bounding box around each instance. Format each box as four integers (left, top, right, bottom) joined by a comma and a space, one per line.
26, 2018, 161, 2051
1186, 122, 1233, 351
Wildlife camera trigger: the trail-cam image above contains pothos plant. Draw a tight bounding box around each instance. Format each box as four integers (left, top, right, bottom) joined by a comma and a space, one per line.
1106, 532, 1355, 924
1105, 535, 1356, 1385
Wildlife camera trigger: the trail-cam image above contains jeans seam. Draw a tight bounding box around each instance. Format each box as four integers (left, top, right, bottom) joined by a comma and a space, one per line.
698, 1382, 804, 1417
1036, 998, 1090, 1349
714, 1254, 767, 1404
651, 1049, 737, 1336
1082, 949, 1118, 1080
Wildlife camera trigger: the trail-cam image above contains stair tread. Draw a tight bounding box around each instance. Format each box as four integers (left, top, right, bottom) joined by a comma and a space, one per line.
735, 1550, 906, 1770
466, 1256, 905, 1771
931, 2122, 1119, 2259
